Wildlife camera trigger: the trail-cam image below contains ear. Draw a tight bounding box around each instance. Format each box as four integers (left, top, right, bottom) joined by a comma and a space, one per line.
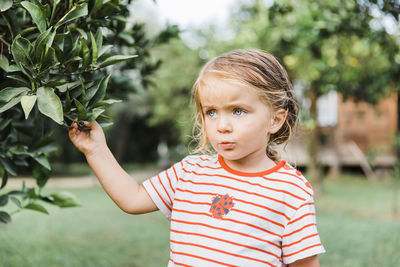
268, 109, 287, 134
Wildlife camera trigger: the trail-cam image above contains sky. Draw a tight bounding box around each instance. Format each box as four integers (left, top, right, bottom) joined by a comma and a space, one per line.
133, 0, 238, 30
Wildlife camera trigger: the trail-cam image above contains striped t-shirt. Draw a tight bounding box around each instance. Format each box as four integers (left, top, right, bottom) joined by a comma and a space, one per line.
142, 154, 325, 266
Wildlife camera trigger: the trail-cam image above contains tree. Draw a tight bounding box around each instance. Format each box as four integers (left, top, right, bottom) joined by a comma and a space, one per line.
0, 0, 171, 223
206, 0, 400, 193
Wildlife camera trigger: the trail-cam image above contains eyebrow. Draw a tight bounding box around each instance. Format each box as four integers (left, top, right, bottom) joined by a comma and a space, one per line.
201, 103, 254, 110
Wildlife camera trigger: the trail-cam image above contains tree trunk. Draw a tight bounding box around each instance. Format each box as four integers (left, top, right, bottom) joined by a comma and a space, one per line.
114, 113, 131, 162
308, 84, 323, 195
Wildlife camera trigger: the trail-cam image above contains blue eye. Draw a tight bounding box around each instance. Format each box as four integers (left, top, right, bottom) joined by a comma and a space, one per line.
233, 108, 245, 116
206, 110, 217, 117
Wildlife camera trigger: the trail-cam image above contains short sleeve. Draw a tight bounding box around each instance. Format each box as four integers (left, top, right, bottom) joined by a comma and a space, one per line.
282, 195, 325, 264
142, 160, 183, 219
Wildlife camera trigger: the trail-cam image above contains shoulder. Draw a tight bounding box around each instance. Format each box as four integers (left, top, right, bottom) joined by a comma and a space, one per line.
272, 161, 314, 199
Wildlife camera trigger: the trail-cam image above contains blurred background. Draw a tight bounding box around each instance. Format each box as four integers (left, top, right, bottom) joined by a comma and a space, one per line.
2, 0, 400, 266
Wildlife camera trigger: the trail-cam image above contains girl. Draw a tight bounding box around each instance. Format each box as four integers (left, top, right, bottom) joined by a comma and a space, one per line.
69, 49, 325, 266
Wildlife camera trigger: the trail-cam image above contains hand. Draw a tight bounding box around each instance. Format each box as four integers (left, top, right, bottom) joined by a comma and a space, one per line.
68, 120, 107, 157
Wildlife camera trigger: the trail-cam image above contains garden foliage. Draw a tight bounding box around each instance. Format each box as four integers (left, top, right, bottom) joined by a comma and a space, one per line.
0, 0, 178, 223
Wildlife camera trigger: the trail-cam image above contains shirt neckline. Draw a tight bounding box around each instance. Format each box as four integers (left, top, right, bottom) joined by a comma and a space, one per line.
218, 154, 286, 177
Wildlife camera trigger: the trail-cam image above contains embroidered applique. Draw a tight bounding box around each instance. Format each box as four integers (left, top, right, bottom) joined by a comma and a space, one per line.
210, 194, 234, 219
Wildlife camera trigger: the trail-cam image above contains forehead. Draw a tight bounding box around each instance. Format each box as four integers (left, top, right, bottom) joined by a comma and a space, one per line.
198, 75, 260, 105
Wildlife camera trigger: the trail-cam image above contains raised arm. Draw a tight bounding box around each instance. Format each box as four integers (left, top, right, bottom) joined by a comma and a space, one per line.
69, 121, 157, 214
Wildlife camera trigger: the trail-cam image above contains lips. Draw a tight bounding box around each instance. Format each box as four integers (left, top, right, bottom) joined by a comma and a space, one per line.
219, 142, 235, 150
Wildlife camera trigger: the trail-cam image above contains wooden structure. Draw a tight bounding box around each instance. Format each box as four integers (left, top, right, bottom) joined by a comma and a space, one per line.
280, 92, 398, 173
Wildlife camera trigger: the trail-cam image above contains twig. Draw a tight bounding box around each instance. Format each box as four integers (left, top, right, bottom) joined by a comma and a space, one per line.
0, 36, 11, 54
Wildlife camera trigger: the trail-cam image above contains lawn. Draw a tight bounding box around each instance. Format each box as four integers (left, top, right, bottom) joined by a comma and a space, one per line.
1, 174, 399, 266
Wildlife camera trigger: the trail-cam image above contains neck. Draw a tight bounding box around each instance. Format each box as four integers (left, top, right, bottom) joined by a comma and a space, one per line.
223, 153, 276, 173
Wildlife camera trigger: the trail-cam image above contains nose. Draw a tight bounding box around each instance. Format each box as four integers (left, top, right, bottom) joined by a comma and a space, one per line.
217, 114, 232, 133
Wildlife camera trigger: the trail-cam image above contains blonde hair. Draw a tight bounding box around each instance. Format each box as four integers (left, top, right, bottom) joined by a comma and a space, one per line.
192, 49, 298, 161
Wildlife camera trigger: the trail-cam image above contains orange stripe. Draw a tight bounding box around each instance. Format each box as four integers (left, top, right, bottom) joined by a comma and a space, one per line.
235, 198, 290, 220
183, 168, 306, 201
170, 249, 237, 266
175, 188, 290, 220
171, 229, 281, 260
149, 179, 171, 212
171, 218, 281, 249
172, 208, 282, 238
170, 239, 278, 266
169, 258, 193, 267
287, 213, 315, 225
174, 198, 284, 228
179, 177, 297, 210
276, 171, 303, 181
219, 154, 285, 177
199, 156, 214, 162
261, 175, 312, 196
231, 208, 284, 228
298, 202, 314, 209
157, 175, 172, 205
165, 170, 175, 193
282, 233, 319, 248
276, 171, 313, 196
283, 223, 316, 237
174, 198, 209, 205
283, 243, 323, 258
176, 188, 209, 196
172, 165, 179, 182
184, 160, 223, 170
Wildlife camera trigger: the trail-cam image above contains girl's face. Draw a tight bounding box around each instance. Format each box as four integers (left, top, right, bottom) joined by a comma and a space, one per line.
198, 75, 286, 171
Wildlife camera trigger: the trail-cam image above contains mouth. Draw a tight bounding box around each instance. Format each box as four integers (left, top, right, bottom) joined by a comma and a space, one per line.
219, 142, 235, 150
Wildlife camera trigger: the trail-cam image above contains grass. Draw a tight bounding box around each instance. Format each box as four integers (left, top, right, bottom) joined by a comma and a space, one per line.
1, 174, 399, 266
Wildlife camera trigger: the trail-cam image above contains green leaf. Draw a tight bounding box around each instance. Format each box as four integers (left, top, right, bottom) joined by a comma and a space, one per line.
37, 87, 63, 125
56, 81, 80, 93
0, 194, 8, 206
89, 0, 103, 14
99, 55, 138, 68
89, 74, 111, 106
21, 1, 47, 33
1, 171, 8, 189
0, 118, 12, 131
55, 3, 88, 29
20, 95, 37, 119
0, 0, 12, 11
73, 99, 87, 120
3, 1, 16, 12
65, 90, 72, 113
87, 108, 105, 122
0, 157, 17, 176
50, 192, 81, 208
24, 203, 49, 214
41, 46, 57, 71
34, 154, 51, 171
32, 163, 51, 188
0, 211, 11, 224
94, 27, 103, 52
0, 93, 25, 113
79, 76, 87, 105
0, 56, 9, 71
33, 28, 52, 62
0, 87, 29, 102
80, 38, 90, 69
98, 45, 113, 58
90, 32, 98, 65
10, 196, 22, 209
11, 38, 32, 68
6, 75, 30, 87
92, 99, 122, 108
7, 65, 21, 72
